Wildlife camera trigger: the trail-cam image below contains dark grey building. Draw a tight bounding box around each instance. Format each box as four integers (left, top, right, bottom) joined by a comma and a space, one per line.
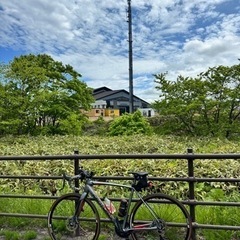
93, 87, 150, 115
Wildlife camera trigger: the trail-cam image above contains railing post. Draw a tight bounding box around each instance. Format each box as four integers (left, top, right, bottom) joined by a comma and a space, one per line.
187, 148, 196, 240
74, 150, 80, 193
73, 150, 81, 237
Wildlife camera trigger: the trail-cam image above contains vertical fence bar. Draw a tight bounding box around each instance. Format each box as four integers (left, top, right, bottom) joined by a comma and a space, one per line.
187, 148, 196, 240
73, 150, 80, 237
74, 150, 80, 193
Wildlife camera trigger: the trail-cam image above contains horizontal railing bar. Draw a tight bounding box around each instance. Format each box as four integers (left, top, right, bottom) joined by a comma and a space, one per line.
183, 200, 240, 207
0, 213, 48, 219
0, 213, 239, 231
195, 202, 240, 207
1, 194, 239, 207
0, 194, 58, 199
0, 215, 112, 223
1, 175, 239, 183
90, 176, 240, 182
188, 177, 240, 182
0, 175, 61, 180
193, 222, 240, 230
0, 153, 240, 161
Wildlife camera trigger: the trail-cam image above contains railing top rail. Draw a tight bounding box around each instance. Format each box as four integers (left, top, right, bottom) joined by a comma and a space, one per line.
0, 153, 239, 161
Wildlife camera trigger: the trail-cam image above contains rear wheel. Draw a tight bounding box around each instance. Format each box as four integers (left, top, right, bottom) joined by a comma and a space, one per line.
129, 193, 192, 240
48, 193, 100, 240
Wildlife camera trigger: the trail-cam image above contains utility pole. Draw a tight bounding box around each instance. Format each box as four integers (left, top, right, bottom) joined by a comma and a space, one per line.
127, 0, 134, 113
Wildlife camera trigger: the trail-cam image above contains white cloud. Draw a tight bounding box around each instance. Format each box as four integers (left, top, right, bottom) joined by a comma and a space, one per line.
0, 0, 239, 102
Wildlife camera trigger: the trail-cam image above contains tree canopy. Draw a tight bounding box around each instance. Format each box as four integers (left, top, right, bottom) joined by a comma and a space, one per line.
0, 54, 94, 135
152, 63, 240, 138
109, 110, 152, 136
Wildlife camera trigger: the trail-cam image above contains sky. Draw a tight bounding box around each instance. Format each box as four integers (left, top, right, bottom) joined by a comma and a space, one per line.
0, 0, 239, 103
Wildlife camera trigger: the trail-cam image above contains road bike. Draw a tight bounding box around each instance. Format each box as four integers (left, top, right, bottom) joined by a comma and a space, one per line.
47, 167, 192, 239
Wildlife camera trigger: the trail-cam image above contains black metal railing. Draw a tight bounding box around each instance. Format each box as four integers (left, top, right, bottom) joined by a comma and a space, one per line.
0, 149, 239, 240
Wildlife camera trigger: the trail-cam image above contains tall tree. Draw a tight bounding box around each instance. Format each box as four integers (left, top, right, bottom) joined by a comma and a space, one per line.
1, 54, 94, 135
153, 63, 240, 138
199, 64, 240, 137
0, 63, 22, 134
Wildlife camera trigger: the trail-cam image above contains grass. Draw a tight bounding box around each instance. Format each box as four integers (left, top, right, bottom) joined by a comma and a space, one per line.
0, 194, 239, 240
196, 205, 240, 240
23, 231, 38, 240
0, 230, 20, 240
0, 230, 44, 240
0, 197, 52, 229
197, 229, 240, 240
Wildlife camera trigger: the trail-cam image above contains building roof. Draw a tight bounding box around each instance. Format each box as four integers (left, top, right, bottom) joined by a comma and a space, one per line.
93, 87, 112, 94
93, 87, 150, 105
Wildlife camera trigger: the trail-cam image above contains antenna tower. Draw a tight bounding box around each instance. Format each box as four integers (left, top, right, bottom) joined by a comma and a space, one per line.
127, 0, 134, 113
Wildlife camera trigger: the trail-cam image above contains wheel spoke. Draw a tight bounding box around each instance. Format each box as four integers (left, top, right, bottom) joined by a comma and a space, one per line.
129, 193, 192, 240
48, 194, 100, 240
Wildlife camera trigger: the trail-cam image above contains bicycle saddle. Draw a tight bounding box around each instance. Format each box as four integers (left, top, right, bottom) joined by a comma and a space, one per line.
130, 172, 148, 177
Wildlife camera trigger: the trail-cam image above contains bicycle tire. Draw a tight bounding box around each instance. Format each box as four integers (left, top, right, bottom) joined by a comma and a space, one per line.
129, 193, 192, 240
48, 193, 100, 240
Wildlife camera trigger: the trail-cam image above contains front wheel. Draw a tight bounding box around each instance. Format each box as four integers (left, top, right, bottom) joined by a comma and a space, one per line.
129, 193, 192, 240
48, 193, 100, 240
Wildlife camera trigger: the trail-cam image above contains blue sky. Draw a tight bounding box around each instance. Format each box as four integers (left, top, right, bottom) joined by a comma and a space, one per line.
0, 0, 239, 103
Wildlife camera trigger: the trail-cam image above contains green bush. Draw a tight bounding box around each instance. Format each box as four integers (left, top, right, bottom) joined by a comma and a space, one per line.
108, 110, 152, 136
147, 115, 180, 135
58, 113, 86, 135
82, 116, 111, 136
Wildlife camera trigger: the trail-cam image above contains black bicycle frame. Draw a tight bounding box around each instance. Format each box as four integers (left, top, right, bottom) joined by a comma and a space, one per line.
78, 179, 160, 232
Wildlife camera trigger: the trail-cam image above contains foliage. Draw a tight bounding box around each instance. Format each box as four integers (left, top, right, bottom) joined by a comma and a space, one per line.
147, 115, 179, 135
153, 63, 240, 138
108, 110, 152, 136
0, 230, 20, 240
0, 135, 239, 197
82, 116, 111, 136
23, 231, 38, 240
0, 229, 39, 240
58, 113, 87, 135
0, 54, 94, 135
0, 135, 239, 239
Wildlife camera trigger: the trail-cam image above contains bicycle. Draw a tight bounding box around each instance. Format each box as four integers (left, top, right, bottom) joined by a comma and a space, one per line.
47, 167, 192, 240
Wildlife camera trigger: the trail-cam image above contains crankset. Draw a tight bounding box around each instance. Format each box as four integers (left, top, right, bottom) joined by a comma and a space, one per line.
115, 219, 131, 238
